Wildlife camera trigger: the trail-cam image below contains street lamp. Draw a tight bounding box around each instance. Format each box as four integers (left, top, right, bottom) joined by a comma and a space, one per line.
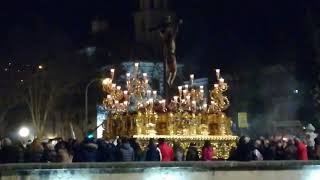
18, 127, 30, 138
85, 78, 101, 128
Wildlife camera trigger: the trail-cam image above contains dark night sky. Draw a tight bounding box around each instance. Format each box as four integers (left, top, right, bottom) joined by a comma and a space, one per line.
0, 0, 318, 75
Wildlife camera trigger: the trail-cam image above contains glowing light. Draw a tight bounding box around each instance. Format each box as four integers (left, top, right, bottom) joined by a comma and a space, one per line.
38, 65, 43, 69
102, 78, 111, 85
19, 127, 30, 138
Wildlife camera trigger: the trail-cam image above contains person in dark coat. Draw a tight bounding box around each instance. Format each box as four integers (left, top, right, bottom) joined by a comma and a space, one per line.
115, 138, 122, 161
234, 136, 252, 161
71, 140, 82, 162
129, 138, 143, 161
119, 138, 135, 161
261, 140, 275, 160
186, 142, 199, 161
173, 141, 185, 161
284, 139, 297, 160
97, 138, 117, 162
145, 138, 161, 161
41, 143, 57, 162
80, 138, 98, 162
0, 138, 23, 163
274, 142, 285, 160
25, 138, 44, 162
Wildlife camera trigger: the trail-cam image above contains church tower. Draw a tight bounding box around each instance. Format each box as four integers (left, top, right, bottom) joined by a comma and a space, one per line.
133, 0, 175, 58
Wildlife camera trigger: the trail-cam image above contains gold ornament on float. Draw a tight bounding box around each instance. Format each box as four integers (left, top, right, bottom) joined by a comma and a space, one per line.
102, 64, 237, 159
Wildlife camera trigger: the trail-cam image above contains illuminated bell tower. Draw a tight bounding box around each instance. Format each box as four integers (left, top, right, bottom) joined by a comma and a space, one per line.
134, 0, 175, 58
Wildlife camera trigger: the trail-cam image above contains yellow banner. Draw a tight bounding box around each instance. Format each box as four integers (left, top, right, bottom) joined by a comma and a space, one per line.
238, 112, 248, 128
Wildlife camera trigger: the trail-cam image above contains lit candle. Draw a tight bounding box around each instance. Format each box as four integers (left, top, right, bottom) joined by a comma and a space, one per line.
145, 79, 149, 84
190, 74, 194, 85
134, 63, 139, 79
192, 100, 196, 106
107, 95, 112, 99
126, 72, 130, 79
116, 86, 121, 90
200, 89, 204, 99
214, 84, 219, 88
110, 69, 115, 80
134, 63, 139, 69
112, 83, 116, 88
184, 84, 189, 90
123, 90, 128, 99
219, 78, 224, 83
149, 98, 154, 104
152, 90, 157, 98
147, 90, 151, 97
115, 100, 119, 104
143, 73, 147, 79
183, 89, 187, 97
102, 78, 111, 85
186, 95, 191, 101
216, 69, 220, 79
178, 86, 182, 97
190, 74, 194, 80
173, 96, 178, 102
124, 101, 128, 106
203, 103, 208, 110
200, 85, 204, 90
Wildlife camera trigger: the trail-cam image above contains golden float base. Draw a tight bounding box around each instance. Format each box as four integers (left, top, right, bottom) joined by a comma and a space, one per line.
133, 135, 238, 160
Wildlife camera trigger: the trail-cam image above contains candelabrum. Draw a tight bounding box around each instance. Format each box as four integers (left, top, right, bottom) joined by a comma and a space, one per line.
102, 64, 232, 138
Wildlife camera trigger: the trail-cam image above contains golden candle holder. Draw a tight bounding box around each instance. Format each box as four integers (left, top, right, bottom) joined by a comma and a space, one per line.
102, 64, 238, 159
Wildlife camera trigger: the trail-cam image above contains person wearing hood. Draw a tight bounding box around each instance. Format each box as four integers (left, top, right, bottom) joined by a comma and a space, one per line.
145, 138, 161, 161
119, 137, 135, 161
186, 142, 199, 161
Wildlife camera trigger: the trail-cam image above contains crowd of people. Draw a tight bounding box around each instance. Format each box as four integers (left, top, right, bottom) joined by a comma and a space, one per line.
0, 124, 319, 163
0, 136, 215, 163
